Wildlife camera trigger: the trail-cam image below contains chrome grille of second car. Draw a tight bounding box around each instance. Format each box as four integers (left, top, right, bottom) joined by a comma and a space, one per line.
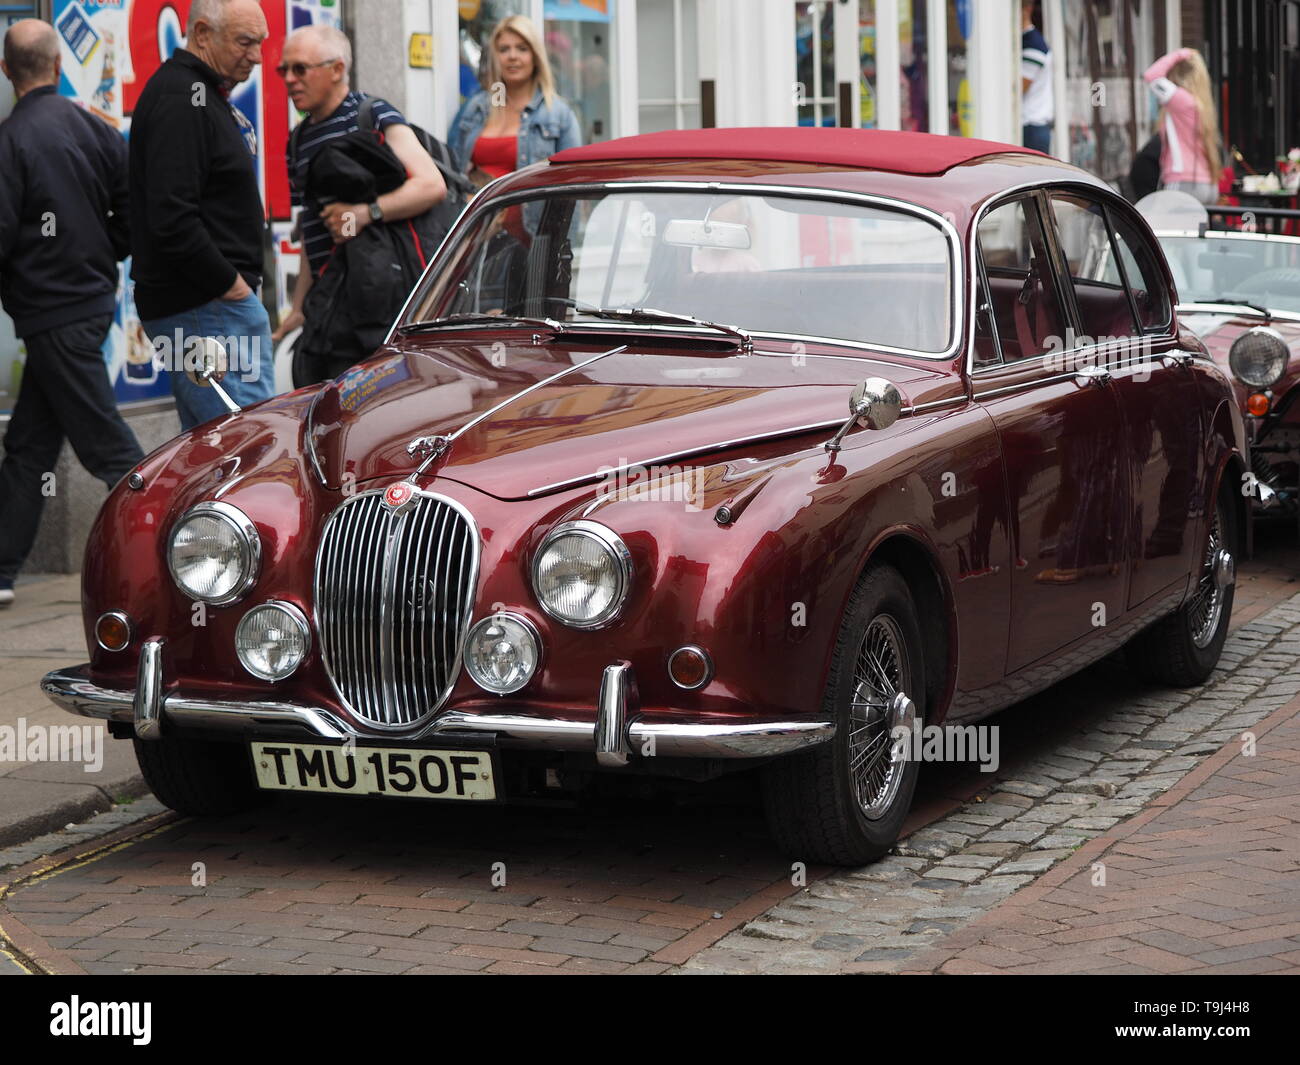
314, 490, 479, 728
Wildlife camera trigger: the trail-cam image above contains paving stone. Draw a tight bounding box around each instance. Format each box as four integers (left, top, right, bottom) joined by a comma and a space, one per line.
920, 865, 985, 883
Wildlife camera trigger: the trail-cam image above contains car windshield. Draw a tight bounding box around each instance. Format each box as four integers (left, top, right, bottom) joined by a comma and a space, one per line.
409, 189, 955, 354
1157, 233, 1300, 315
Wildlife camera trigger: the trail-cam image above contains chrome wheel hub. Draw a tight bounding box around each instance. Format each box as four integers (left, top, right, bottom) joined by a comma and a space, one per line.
847, 615, 913, 820
1189, 506, 1232, 649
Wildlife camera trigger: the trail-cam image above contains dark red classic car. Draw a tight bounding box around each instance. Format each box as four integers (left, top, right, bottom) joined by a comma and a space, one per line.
44, 128, 1246, 865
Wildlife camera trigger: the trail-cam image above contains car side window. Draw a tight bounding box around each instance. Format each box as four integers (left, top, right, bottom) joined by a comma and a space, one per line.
1104, 208, 1172, 332
1049, 193, 1139, 343
976, 197, 1067, 363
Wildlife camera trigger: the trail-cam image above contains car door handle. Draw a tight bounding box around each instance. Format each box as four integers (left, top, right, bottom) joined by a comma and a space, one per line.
1075, 365, 1112, 387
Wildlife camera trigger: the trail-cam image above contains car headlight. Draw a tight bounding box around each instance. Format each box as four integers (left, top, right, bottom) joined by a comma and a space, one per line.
1228, 327, 1288, 389
235, 601, 310, 681
532, 521, 633, 629
167, 501, 260, 604
464, 612, 541, 694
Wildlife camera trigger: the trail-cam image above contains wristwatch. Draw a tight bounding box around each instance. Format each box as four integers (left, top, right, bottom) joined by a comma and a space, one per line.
368, 202, 384, 222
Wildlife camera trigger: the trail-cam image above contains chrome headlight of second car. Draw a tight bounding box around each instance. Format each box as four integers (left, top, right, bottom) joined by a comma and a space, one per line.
167, 501, 261, 605
1228, 327, 1288, 389
532, 521, 633, 629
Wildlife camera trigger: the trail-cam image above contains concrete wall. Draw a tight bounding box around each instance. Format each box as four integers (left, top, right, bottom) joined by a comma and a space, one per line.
1, 403, 181, 576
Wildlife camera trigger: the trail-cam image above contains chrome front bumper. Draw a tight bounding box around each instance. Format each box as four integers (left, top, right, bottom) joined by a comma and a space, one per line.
41, 650, 833, 761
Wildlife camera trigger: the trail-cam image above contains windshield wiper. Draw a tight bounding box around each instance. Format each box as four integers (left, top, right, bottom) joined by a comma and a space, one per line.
567, 302, 754, 354
398, 313, 565, 335
1186, 298, 1272, 320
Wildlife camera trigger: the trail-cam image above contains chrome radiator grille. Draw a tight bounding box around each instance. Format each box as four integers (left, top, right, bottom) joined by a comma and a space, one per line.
314, 490, 479, 728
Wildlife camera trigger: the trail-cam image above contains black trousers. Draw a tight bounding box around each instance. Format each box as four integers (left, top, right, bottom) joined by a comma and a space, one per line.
0, 314, 144, 583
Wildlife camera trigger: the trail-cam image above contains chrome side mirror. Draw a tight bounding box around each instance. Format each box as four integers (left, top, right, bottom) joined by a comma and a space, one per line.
184, 337, 240, 414
825, 377, 902, 453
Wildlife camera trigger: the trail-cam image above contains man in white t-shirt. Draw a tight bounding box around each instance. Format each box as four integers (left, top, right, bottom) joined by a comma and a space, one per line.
1021, 0, 1054, 154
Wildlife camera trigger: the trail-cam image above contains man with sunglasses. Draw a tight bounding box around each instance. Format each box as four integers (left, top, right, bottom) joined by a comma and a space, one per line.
128, 0, 275, 430
271, 24, 446, 349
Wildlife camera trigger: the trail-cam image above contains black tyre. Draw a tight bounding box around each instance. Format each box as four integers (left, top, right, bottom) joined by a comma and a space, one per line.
761, 565, 926, 866
133, 735, 264, 816
1126, 492, 1236, 687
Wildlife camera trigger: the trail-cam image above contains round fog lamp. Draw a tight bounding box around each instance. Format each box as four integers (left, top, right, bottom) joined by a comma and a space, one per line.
668, 645, 714, 690
235, 601, 310, 681
95, 611, 133, 652
465, 613, 541, 695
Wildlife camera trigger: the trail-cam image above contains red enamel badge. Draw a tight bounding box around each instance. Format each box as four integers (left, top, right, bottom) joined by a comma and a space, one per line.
383, 482, 415, 510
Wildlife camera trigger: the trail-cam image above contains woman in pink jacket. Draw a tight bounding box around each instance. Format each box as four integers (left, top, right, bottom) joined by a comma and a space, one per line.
1143, 48, 1222, 204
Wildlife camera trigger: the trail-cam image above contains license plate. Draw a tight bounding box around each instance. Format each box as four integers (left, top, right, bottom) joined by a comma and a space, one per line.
250, 742, 497, 801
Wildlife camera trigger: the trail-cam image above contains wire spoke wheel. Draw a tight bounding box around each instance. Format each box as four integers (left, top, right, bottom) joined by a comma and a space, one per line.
847, 614, 912, 820
1188, 502, 1233, 649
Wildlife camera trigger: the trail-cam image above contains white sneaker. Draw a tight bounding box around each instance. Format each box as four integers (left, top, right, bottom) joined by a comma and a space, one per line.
0, 588, 13, 609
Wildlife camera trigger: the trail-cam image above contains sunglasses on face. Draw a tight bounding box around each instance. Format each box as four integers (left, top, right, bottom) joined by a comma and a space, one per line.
275, 59, 338, 78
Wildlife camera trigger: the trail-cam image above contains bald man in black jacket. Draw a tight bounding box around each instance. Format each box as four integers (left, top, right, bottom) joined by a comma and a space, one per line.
0, 19, 143, 609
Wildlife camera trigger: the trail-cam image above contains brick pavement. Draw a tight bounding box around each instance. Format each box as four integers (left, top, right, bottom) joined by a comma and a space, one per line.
904, 689, 1300, 975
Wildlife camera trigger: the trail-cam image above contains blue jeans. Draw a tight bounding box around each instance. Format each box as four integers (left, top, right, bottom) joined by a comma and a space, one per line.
143, 292, 276, 431
1023, 123, 1052, 154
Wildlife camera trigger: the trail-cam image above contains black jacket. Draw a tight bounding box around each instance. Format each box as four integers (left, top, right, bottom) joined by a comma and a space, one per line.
0, 86, 128, 338
293, 128, 438, 385
128, 49, 264, 320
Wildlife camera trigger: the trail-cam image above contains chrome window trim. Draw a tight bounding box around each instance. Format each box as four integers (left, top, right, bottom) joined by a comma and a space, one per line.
236, 601, 312, 682
389, 179, 965, 361
966, 177, 1174, 378
532, 520, 634, 630
313, 488, 482, 732
166, 500, 262, 606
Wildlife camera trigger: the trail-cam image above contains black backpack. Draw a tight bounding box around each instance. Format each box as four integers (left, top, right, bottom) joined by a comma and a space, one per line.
355, 95, 475, 239
288, 94, 475, 260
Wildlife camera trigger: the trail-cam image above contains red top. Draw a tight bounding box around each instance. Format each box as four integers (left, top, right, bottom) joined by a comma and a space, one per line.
472, 135, 517, 179
551, 127, 1039, 175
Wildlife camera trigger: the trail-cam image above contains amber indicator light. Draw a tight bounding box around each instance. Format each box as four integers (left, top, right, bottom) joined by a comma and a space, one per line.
95, 613, 132, 652
668, 646, 713, 690
1247, 393, 1270, 417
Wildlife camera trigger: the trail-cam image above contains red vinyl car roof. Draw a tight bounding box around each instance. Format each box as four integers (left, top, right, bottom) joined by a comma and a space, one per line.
550, 127, 1038, 175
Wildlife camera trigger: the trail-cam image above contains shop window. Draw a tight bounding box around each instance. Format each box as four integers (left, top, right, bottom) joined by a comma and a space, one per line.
637, 0, 700, 133
900, 0, 928, 132
947, 0, 973, 136
796, 0, 836, 126
545, 0, 614, 143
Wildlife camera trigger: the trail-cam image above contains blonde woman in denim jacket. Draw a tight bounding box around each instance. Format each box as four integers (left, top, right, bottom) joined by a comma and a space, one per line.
448, 15, 581, 186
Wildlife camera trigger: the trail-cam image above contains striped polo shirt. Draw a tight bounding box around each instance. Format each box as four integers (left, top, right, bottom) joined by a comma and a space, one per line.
288, 91, 405, 275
